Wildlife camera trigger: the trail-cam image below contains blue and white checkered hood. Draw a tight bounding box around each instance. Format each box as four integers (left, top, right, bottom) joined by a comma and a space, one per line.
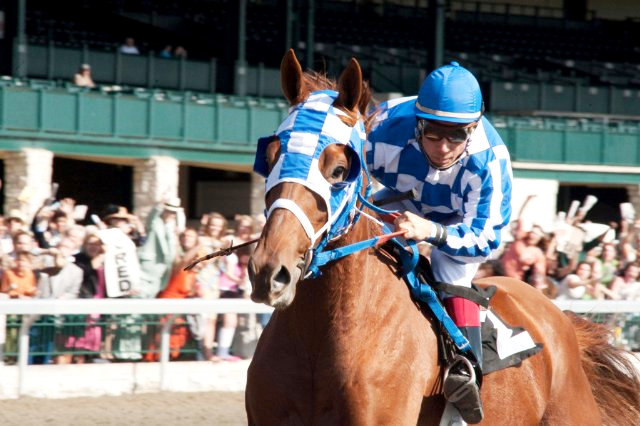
254, 90, 366, 245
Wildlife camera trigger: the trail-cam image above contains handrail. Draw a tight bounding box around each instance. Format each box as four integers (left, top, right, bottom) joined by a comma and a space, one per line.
0, 297, 636, 315
0, 298, 274, 315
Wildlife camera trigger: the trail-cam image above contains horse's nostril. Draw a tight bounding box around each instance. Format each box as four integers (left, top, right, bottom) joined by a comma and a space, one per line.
273, 266, 291, 286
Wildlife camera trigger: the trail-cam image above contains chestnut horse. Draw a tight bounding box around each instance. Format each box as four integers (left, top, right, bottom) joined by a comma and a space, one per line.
246, 50, 640, 425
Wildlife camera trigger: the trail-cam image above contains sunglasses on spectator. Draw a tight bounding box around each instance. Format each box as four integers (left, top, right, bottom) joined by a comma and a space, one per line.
417, 119, 478, 144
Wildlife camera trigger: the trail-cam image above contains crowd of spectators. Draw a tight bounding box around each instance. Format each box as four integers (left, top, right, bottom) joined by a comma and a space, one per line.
0, 192, 265, 365
476, 195, 640, 303
2, 191, 640, 365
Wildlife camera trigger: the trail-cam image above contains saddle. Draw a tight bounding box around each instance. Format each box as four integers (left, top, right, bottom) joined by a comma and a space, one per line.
379, 241, 543, 377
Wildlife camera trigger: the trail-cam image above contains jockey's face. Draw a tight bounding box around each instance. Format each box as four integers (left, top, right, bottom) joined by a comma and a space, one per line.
419, 120, 477, 169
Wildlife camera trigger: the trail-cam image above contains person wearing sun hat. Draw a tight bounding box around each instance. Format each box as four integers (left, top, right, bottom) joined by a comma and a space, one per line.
137, 197, 185, 299
366, 62, 513, 424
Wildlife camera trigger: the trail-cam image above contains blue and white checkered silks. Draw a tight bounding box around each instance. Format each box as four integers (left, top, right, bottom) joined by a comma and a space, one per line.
254, 90, 367, 247
366, 96, 513, 264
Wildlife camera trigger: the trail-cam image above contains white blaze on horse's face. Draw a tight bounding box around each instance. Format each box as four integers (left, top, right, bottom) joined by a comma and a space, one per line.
249, 51, 365, 309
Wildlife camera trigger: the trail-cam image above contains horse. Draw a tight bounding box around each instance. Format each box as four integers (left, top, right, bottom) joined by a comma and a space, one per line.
245, 49, 640, 425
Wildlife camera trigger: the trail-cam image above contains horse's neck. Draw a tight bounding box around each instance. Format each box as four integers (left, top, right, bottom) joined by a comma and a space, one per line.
307, 216, 403, 331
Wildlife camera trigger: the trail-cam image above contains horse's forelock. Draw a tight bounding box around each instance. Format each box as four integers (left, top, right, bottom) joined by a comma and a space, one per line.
300, 71, 371, 128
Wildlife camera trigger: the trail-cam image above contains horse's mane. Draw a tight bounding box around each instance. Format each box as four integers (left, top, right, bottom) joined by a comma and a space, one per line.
301, 70, 374, 131
566, 311, 640, 424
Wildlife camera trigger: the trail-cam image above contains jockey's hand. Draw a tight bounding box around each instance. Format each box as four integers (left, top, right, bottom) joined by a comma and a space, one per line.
394, 211, 433, 241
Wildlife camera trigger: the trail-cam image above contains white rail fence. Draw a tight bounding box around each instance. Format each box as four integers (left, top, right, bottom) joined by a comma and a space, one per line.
0, 299, 638, 396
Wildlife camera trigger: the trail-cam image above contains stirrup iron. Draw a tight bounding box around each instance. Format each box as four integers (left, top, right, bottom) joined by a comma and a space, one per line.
443, 355, 476, 402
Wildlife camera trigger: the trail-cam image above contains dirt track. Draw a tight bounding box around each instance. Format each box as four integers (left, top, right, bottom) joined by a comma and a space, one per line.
0, 392, 246, 425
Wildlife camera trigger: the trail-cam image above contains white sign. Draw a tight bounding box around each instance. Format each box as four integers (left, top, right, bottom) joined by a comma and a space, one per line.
98, 229, 140, 298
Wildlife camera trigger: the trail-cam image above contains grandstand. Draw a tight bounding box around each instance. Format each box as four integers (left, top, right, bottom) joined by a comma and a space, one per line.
0, 0, 635, 225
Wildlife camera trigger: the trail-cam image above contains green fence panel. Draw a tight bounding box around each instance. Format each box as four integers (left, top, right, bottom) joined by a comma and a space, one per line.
121, 55, 149, 87
512, 129, 563, 162
152, 101, 183, 139
153, 58, 180, 89
185, 61, 213, 92
250, 108, 282, 142
218, 106, 250, 143
542, 84, 575, 112
116, 96, 148, 138
490, 81, 540, 111
81, 94, 113, 135
577, 86, 609, 114
54, 47, 84, 81
611, 88, 640, 116
27, 45, 49, 78
88, 50, 117, 83
185, 103, 215, 142
42, 91, 77, 132
565, 131, 602, 164
603, 133, 640, 165
4, 88, 39, 130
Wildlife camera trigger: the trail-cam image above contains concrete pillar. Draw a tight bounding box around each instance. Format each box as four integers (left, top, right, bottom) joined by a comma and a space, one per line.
250, 172, 265, 218
4, 148, 54, 222
133, 156, 180, 221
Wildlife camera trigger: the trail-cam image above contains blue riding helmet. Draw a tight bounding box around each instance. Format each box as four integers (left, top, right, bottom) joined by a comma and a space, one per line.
415, 61, 483, 124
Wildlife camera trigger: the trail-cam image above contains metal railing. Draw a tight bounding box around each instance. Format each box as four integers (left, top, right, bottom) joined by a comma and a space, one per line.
0, 299, 273, 395
0, 298, 638, 396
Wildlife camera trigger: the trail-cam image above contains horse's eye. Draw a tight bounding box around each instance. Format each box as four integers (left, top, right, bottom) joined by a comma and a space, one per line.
331, 166, 346, 179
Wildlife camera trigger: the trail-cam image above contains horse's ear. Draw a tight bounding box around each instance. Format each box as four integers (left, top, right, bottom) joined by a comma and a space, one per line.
335, 58, 363, 112
280, 49, 304, 106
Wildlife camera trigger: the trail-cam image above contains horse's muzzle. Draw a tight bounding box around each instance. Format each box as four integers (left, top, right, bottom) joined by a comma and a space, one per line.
248, 256, 300, 308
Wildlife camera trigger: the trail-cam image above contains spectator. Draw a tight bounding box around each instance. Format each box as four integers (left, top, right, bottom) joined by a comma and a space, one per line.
174, 45, 188, 59
39, 236, 83, 364
1, 251, 38, 299
500, 222, 547, 289
199, 212, 228, 250
599, 242, 620, 288
224, 214, 254, 245
66, 232, 107, 363
103, 206, 145, 246
137, 198, 183, 298
196, 212, 227, 360
215, 244, 251, 361
6, 209, 27, 236
120, 37, 140, 55
148, 228, 207, 361
159, 45, 173, 59
610, 262, 640, 300
556, 261, 597, 300
73, 64, 96, 88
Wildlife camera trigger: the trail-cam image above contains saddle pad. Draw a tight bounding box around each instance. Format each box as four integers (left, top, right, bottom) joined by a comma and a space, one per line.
481, 309, 543, 375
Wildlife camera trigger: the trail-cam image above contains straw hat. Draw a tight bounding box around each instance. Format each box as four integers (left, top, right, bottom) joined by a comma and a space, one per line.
104, 206, 134, 221
163, 197, 183, 213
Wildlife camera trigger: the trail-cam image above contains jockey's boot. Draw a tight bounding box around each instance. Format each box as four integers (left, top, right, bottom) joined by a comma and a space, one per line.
443, 297, 484, 424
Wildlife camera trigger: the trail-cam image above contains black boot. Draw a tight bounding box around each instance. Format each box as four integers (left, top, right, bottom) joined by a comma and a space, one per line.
443, 326, 484, 424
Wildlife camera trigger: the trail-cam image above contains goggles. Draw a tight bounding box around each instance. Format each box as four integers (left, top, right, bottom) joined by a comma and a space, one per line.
417, 119, 477, 144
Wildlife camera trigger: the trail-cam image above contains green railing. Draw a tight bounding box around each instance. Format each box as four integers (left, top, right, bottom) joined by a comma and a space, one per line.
0, 80, 638, 179
2, 314, 201, 363
0, 83, 289, 166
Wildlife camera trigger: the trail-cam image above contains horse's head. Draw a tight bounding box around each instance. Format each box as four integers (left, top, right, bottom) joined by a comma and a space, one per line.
249, 49, 369, 309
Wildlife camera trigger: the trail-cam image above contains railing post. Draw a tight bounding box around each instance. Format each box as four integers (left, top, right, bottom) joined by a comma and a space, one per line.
18, 315, 35, 396
159, 315, 175, 391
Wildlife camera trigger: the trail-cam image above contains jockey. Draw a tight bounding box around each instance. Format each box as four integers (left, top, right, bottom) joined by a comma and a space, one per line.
366, 62, 513, 424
